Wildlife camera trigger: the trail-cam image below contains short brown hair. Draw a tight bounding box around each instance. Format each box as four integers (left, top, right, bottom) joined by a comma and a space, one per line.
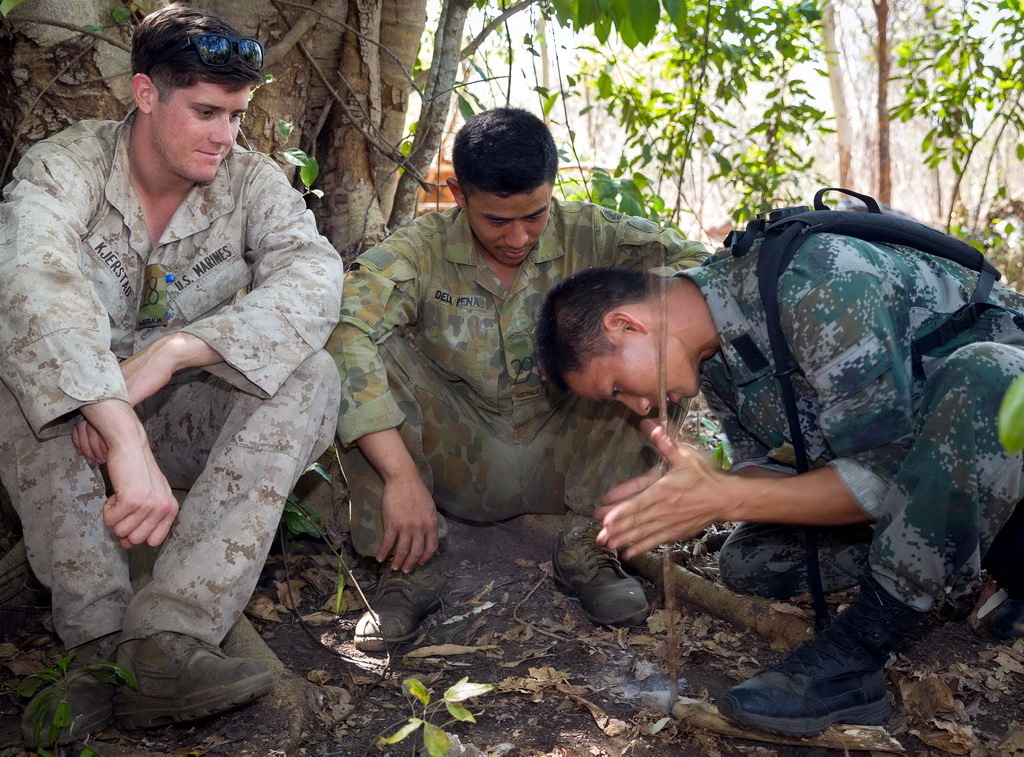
131, 3, 262, 96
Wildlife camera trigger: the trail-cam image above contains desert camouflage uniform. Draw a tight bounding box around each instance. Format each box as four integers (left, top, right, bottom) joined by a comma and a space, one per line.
0, 117, 343, 647
682, 233, 1024, 611
329, 200, 707, 555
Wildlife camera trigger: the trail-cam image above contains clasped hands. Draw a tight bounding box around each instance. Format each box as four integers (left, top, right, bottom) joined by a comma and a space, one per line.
594, 418, 732, 560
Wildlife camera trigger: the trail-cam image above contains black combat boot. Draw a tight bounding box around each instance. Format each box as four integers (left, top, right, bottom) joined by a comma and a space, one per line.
718, 577, 925, 737
982, 501, 1024, 640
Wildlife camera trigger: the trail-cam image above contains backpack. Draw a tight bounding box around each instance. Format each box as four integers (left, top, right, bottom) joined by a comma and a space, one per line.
723, 187, 1008, 630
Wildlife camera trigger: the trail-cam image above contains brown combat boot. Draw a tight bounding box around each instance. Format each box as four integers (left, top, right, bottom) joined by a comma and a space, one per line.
354, 556, 443, 651
21, 632, 120, 750
553, 519, 650, 626
114, 632, 272, 729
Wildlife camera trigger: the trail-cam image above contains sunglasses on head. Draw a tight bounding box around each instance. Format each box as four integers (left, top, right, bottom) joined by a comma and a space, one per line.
146, 33, 264, 74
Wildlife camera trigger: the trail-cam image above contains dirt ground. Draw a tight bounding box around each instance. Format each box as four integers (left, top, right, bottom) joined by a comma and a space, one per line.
1, 513, 1022, 757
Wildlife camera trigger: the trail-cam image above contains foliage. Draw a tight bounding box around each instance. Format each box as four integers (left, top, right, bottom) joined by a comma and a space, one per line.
18, 653, 135, 755
378, 676, 493, 757
999, 373, 1024, 453
0, 0, 27, 17
891, 0, 1024, 229
546, 0, 829, 223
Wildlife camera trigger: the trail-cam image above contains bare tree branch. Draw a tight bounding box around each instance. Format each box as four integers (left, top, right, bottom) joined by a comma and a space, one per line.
7, 15, 130, 51
264, 0, 337, 68
272, 0, 422, 99
460, 0, 539, 59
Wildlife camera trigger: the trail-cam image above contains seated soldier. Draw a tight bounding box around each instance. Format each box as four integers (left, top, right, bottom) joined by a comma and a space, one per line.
0, 4, 343, 749
535, 233, 1024, 737
327, 107, 707, 651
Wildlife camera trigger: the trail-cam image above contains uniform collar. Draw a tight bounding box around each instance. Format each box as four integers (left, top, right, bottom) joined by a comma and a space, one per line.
104, 111, 237, 251
682, 262, 775, 386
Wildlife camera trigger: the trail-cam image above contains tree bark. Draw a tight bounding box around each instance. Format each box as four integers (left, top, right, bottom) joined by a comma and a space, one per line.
387, 0, 473, 233
822, 2, 852, 188
874, 0, 891, 204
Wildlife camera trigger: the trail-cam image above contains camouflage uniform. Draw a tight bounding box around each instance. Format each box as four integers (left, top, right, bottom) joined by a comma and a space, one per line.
683, 234, 1024, 611
0, 117, 343, 647
329, 200, 707, 555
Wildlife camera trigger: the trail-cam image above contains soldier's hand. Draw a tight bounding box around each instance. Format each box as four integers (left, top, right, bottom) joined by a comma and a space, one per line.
78, 398, 179, 548
378, 474, 438, 573
594, 419, 730, 559
72, 419, 109, 464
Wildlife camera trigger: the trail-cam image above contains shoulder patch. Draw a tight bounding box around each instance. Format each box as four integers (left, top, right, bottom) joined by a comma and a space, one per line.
358, 246, 398, 270
600, 208, 624, 222
626, 216, 658, 233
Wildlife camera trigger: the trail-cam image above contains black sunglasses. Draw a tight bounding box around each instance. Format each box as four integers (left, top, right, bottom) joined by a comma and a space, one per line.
146, 33, 264, 74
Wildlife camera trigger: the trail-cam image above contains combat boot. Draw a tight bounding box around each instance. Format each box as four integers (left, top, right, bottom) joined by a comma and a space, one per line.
553, 520, 649, 627
114, 632, 272, 729
718, 577, 924, 737
354, 556, 443, 651
21, 632, 119, 749
987, 597, 1024, 639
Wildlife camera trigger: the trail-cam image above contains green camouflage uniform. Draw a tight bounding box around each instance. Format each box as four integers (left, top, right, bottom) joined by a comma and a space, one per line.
683, 233, 1024, 611
0, 117, 343, 647
329, 199, 707, 555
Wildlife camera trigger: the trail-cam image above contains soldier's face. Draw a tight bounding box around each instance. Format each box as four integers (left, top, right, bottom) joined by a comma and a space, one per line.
136, 79, 249, 186
564, 316, 701, 417
450, 180, 553, 276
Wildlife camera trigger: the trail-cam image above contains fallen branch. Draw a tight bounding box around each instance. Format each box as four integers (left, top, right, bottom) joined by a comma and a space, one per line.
626, 551, 813, 651
660, 696, 905, 753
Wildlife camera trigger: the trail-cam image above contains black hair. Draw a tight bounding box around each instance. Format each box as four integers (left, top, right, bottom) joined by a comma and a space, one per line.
452, 108, 558, 196
535, 267, 656, 393
132, 3, 262, 98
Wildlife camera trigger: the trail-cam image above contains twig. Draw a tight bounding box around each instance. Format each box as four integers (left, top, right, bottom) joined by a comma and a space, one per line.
512, 573, 575, 645
460, 0, 539, 59
264, 0, 335, 68
271, 0, 422, 99
0, 40, 97, 189
8, 16, 129, 51
294, 40, 432, 192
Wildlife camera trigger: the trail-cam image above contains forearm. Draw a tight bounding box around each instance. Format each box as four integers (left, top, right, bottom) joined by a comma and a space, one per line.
78, 398, 147, 452
356, 427, 420, 482
724, 465, 872, 526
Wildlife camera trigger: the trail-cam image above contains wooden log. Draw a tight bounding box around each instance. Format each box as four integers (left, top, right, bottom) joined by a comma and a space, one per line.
626, 551, 814, 651
661, 696, 905, 753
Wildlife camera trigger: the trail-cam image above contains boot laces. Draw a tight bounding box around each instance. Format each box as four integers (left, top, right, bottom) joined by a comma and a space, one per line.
570, 526, 621, 574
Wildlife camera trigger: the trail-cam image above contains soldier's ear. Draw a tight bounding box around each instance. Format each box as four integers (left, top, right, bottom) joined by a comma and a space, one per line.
133, 74, 158, 114
602, 309, 649, 337
448, 178, 467, 209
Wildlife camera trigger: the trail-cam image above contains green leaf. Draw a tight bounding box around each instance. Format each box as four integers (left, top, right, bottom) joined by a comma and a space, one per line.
456, 94, 475, 122
111, 6, 131, 23
422, 721, 451, 757
278, 148, 309, 167
445, 701, 476, 722
276, 121, 294, 140
998, 373, 1024, 452
53, 697, 72, 728
300, 158, 319, 189
443, 677, 493, 703
332, 565, 346, 614
629, 0, 660, 45
377, 718, 422, 744
403, 677, 431, 706
0, 0, 28, 16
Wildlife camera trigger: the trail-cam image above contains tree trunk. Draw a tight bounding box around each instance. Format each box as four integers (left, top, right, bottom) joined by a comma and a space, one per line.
822, 2, 852, 188
0, 0, 428, 261
874, 0, 891, 204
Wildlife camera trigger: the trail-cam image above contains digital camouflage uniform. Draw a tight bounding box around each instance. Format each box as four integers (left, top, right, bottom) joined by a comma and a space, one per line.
328, 199, 707, 555
683, 233, 1024, 611
0, 116, 343, 648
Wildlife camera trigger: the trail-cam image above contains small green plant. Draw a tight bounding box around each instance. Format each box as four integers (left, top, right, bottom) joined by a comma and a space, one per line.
274, 120, 323, 198
18, 653, 135, 755
377, 676, 493, 756
999, 373, 1024, 453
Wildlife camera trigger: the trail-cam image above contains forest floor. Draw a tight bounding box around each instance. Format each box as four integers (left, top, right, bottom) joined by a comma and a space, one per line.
1, 511, 1022, 757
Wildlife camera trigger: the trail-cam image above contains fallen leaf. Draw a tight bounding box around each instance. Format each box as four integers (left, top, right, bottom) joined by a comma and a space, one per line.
894, 674, 956, 723
910, 718, 979, 755
307, 669, 332, 684
275, 579, 305, 611
244, 593, 281, 623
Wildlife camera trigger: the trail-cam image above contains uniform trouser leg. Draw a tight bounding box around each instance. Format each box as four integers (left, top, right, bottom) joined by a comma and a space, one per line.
720, 342, 1024, 611
0, 422, 132, 648
122, 351, 340, 645
343, 335, 658, 557
870, 342, 1024, 611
